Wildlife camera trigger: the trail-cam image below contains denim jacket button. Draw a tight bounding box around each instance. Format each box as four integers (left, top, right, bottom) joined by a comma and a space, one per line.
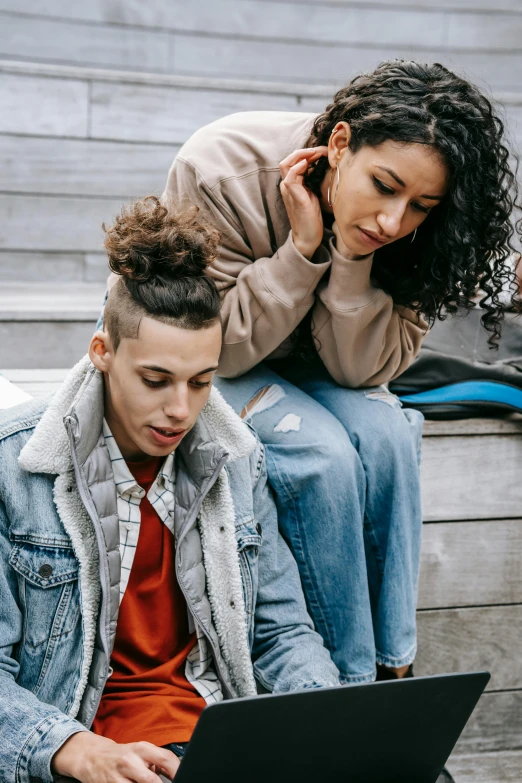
39, 564, 53, 578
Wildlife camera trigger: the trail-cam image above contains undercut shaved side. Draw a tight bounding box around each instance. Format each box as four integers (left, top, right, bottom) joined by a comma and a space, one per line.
104, 278, 146, 352
102, 196, 222, 350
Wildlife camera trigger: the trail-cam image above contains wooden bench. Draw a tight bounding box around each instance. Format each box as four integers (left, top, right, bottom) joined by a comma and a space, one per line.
416, 417, 522, 781
2, 370, 522, 782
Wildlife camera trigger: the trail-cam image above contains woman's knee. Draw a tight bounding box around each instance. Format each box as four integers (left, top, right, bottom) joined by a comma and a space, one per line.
354, 391, 422, 463
272, 401, 361, 482
215, 364, 284, 416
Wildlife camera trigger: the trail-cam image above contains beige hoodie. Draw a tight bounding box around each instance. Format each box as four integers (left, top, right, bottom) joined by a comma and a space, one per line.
163, 111, 428, 387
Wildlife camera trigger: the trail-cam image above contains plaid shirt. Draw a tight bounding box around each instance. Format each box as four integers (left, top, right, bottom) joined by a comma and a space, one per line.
103, 420, 223, 705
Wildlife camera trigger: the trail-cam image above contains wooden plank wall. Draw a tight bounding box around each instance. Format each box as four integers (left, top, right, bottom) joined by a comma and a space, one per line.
1, 58, 521, 284
1, 0, 522, 284
0, 0, 522, 93
1, 0, 521, 282
416, 418, 522, 754
0, 60, 325, 282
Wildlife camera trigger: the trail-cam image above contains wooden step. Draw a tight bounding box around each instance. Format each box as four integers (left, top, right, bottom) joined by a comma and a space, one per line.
448, 751, 522, 783
0, 284, 105, 368
0, 282, 106, 321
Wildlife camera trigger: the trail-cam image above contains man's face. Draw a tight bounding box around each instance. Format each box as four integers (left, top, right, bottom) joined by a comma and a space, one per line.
91, 317, 222, 461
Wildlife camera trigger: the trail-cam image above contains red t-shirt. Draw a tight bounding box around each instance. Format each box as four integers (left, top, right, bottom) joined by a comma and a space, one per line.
92, 456, 206, 746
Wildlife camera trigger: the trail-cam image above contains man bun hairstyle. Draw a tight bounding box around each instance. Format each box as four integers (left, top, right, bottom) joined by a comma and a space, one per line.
103, 196, 222, 350
304, 59, 522, 347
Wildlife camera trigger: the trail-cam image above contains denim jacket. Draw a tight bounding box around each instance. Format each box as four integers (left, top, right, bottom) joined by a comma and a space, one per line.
0, 356, 339, 783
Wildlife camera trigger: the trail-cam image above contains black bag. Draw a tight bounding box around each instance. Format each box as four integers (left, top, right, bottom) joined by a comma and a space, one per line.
389, 308, 522, 419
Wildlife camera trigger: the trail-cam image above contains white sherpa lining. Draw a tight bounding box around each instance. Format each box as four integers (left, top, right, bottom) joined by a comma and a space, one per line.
52, 474, 101, 717
18, 355, 92, 475
201, 383, 256, 461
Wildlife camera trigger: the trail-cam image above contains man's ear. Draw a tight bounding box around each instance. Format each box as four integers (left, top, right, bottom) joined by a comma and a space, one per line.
328, 121, 352, 168
89, 331, 113, 373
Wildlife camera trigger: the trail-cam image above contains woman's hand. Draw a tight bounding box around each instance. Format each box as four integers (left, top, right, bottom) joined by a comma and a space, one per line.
52, 731, 181, 783
279, 147, 328, 260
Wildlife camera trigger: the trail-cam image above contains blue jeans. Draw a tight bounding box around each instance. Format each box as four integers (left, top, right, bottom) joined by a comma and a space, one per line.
216, 359, 424, 683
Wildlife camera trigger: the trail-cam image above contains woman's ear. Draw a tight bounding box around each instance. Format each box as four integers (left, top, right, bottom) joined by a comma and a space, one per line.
328, 121, 352, 168
89, 331, 113, 373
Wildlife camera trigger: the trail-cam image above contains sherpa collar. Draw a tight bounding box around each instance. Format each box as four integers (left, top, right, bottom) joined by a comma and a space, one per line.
19, 355, 256, 475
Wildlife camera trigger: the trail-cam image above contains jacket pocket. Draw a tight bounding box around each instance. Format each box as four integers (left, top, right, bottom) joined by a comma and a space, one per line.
9, 542, 80, 647
236, 521, 262, 647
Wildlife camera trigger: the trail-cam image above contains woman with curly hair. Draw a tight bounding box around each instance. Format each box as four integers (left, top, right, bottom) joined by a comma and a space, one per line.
159, 59, 520, 700
103, 61, 520, 724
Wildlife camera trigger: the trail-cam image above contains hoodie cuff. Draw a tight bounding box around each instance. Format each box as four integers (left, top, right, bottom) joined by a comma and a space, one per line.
255, 231, 331, 308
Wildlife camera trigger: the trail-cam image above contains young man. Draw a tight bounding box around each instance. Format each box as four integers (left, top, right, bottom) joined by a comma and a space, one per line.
0, 199, 339, 783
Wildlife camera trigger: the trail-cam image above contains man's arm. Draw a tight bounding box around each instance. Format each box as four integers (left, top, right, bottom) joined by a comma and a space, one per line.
249, 445, 340, 692
0, 497, 88, 783
0, 496, 180, 783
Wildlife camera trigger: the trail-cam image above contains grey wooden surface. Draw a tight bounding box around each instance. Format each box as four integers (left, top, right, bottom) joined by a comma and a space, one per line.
0, 135, 178, 197
0, 252, 108, 282
90, 81, 303, 144
0, 3, 520, 304
456, 691, 522, 753
0, 71, 88, 136
0, 283, 105, 319
418, 519, 522, 608
416, 605, 522, 691
421, 432, 522, 521
0, 61, 321, 268
448, 752, 522, 783
1, 1, 522, 91
417, 414, 522, 760
423, 416, 522, 436
2, 0, 522, 23
0, 324, 97, 369
0, 193, 123, 252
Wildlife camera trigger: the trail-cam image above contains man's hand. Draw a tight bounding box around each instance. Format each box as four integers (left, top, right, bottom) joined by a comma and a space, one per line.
279, 147, 328, 260
52, 731, 181, 783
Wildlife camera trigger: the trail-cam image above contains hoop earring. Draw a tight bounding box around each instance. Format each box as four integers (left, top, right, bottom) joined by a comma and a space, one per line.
411, 228, 417, 244
327, 166, 341, 209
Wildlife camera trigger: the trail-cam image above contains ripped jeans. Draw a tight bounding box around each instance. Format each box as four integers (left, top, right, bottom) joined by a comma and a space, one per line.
215, 358, 424, 683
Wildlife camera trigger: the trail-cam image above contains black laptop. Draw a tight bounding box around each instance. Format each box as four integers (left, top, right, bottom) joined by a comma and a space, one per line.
171, 671, 489, 783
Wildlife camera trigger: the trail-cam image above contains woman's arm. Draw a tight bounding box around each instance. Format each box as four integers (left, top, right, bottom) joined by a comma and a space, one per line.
164, 153, 427, 385
163, 156, 331, 377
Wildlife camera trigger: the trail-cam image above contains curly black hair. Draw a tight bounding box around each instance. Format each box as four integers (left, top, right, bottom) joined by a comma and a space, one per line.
103, 196, 221, 350
304, 59, 521, 346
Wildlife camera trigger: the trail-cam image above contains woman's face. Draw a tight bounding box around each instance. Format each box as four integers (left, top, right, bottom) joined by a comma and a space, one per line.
322, 123, 449, 257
